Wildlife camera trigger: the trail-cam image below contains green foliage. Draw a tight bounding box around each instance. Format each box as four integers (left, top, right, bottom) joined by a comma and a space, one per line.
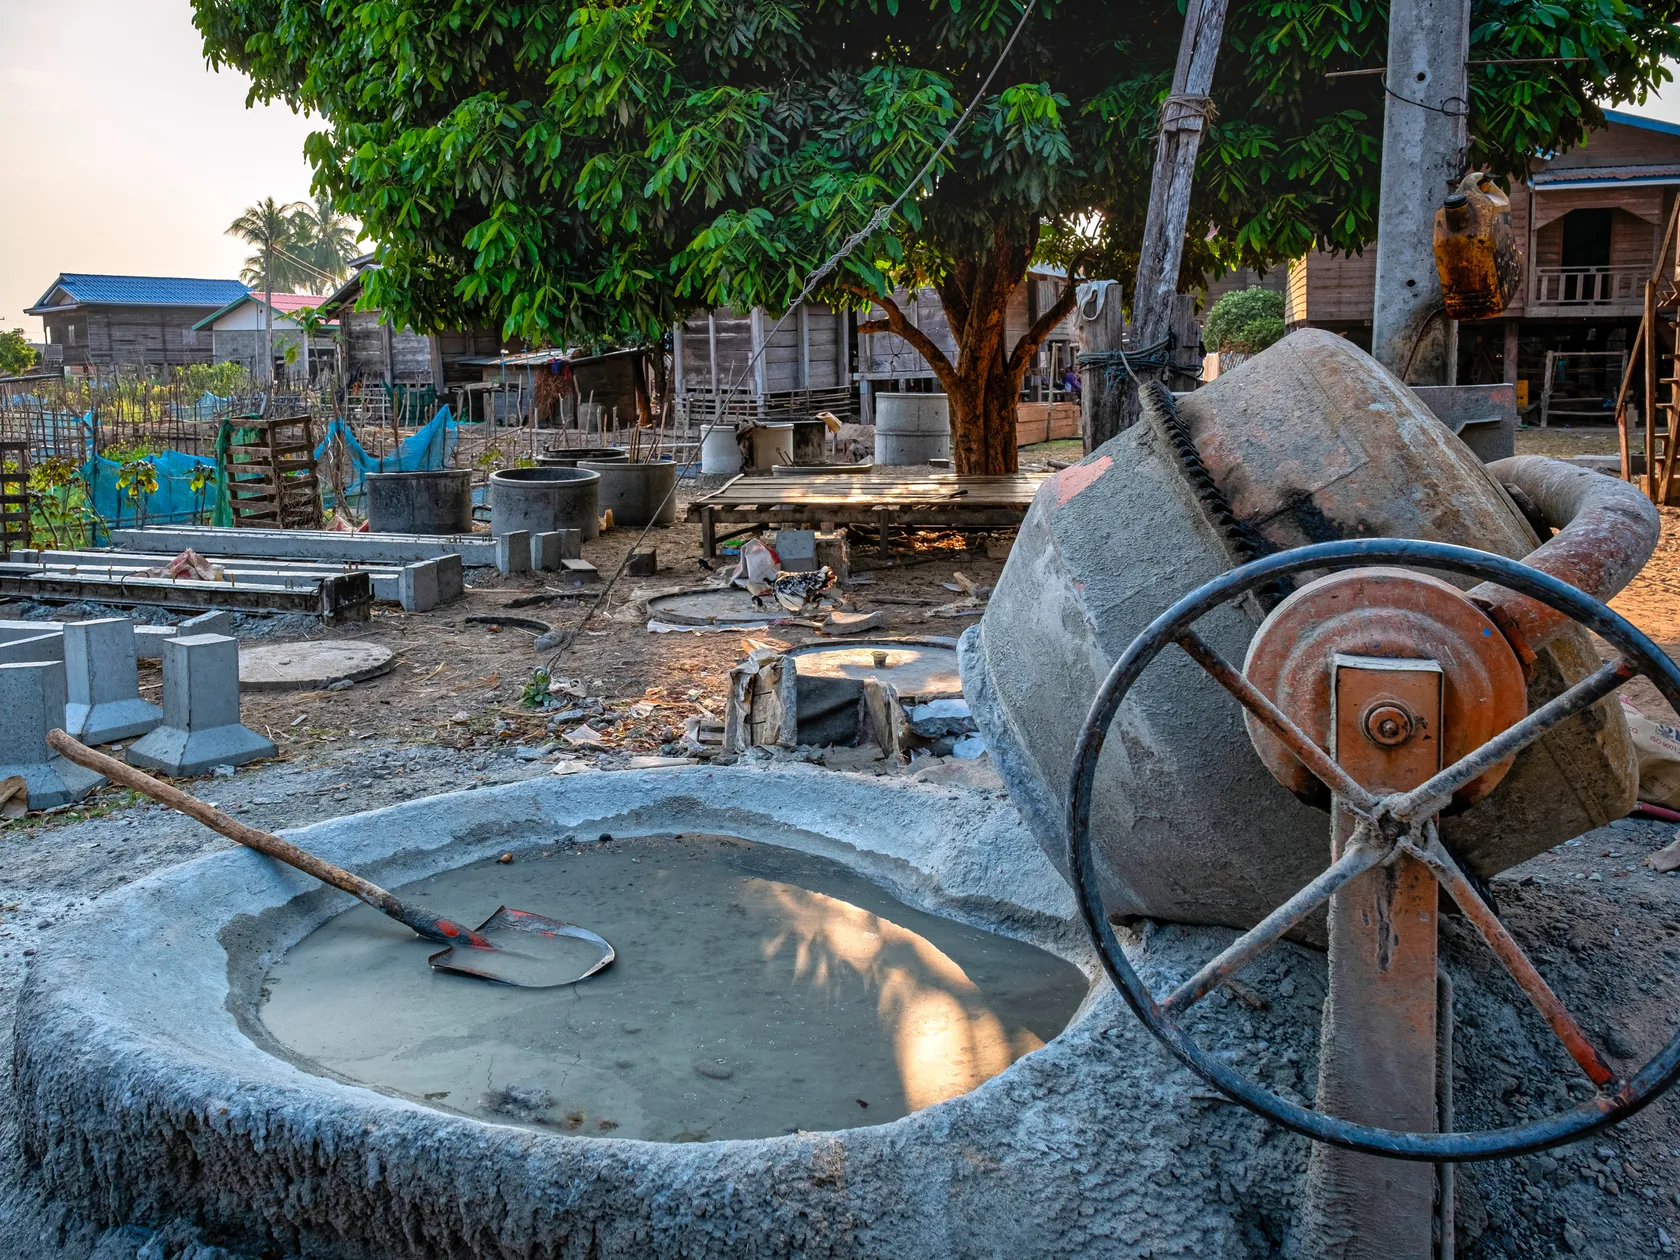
229, 196, 314, 292
1203, 286, 1286, 354
0, 328, 38, 377
521, 669, 552, 709
191, 0, 1680, 346
26, 456, 101, 549
170, 361, 252, 397
290, 193, 362, 287
115, 457, 160, 502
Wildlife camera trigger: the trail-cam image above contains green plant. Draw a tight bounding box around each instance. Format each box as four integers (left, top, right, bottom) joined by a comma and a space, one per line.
194, 0, 1680, 471
171, 361, 252, 398
0, 328, 38, 377
1203, 287, 1286, 356
27, 456, 100, 548
521, 669, 553, 709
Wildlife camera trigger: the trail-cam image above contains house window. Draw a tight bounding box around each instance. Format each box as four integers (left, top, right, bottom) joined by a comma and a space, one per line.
1560, 209, 1612, 270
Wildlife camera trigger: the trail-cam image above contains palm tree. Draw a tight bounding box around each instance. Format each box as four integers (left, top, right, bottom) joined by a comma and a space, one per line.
227, 197, 305, 386
290, 194, 361, 287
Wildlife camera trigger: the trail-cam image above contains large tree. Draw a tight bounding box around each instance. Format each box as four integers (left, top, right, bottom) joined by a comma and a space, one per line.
195, 0, 1678, 471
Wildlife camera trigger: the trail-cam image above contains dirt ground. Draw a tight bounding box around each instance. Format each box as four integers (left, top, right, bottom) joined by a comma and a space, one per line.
4, 452, 1680, 1258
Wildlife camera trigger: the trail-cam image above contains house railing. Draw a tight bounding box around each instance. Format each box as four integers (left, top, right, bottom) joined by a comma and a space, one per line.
1531, 265, 1648, 308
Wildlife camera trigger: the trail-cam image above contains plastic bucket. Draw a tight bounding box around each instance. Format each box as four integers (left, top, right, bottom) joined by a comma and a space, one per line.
749, 423, 794, 471
700, 424, 743, 475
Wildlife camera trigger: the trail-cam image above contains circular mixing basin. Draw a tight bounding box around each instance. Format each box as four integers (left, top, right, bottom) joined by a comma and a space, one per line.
14, 768, 1313, 1258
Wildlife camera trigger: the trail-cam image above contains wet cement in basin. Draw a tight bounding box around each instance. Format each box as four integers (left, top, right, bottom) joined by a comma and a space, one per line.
261, 832, 1086, 1142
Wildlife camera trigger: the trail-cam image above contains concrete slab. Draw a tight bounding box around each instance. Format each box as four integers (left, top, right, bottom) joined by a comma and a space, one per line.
238, 641, 396, 692
0, 619, 60, 646
0, 660, 104, 809
0, 633, 65, 665
530, 531, 563, 572
133, 625, 178, 662
128, 634, 276, 775
180, 610, 233, 637
112, 526, 499, 567
62, 619, 162, 745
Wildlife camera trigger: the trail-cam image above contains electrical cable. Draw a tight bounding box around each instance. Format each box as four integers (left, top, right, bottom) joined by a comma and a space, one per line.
539, 0, 1042, 670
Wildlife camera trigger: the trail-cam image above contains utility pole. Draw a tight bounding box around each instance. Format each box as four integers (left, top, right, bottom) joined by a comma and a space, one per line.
1099, 0, 1231, 445
1369, 0, 1471, 384
263, 238, 275, 391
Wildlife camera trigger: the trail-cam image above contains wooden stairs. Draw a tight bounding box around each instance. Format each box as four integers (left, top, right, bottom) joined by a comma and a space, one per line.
1615, 198, 1680, 505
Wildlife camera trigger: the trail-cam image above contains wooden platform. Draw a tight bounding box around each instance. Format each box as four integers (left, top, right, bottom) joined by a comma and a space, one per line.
687, 470, 1050, 557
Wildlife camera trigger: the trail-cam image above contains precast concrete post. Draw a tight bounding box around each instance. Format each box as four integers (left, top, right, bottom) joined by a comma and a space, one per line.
63, 618, 163, 745
1370, 0, 1470, 384
127, 634, 276, 777
0, 660, 105, 808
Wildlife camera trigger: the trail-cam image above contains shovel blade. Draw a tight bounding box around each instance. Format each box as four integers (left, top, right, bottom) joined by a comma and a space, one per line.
427, 907, 615, 988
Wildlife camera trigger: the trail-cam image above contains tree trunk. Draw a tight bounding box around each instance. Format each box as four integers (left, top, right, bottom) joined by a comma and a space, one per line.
852, 221, 1078, 476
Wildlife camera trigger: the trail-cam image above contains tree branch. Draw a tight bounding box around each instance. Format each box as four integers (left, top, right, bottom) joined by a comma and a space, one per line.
1007, 271, 1081, 380
846, 284, 960, 392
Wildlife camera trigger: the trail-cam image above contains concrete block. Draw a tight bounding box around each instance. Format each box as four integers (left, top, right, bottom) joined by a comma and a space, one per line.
496, 531, 530, 576
180, 610, 234, 637
530, 532, 563, 572
0, 620, 61, 646
813, 531, 849, 581
0, 633, 65, 665
0, 661, 105, 809
398, 559, 440, 612
434, 553, 464, 603
128, 635, 276, 776
134, 625, 179, 661
557, 529, 583, 561
776, 530, 818, 572
626, 549, 658, 577
63, 619, 163, 745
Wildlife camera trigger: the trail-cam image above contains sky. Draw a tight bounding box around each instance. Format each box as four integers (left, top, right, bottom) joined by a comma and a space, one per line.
2, 2, 1680, 336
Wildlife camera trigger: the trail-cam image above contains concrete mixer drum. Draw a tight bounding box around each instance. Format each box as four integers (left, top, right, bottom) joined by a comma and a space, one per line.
1062, 539, 1680, 1228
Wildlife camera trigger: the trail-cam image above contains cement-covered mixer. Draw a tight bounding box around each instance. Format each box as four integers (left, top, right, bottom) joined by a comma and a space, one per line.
960, 329, 1657, 935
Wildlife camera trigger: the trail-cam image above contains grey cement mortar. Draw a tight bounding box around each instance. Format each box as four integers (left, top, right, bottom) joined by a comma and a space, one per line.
12, 767, 1330, 1260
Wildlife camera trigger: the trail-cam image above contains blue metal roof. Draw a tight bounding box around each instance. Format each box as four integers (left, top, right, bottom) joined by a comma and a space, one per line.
27, 273, 249, 313
1602, 108, 1680, 139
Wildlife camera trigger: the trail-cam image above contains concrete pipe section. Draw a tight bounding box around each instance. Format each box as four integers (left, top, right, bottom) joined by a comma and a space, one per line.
536, 446, 627, 468
875, 394, 951, 465
10, 768, 1322, 1258
489, 466, 602, 541
582, 456, 678, 527
961, 328, 1649, 937
364, 470, 474, 535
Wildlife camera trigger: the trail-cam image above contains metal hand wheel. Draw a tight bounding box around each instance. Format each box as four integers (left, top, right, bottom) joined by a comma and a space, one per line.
1068, 537, 1680, 1162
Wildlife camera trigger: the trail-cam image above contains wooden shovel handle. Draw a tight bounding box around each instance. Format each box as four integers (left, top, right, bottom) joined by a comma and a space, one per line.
47, 729, 395, 906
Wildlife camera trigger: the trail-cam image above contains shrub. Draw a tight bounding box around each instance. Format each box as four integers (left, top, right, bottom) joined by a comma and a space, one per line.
1203, 287, 1287, 356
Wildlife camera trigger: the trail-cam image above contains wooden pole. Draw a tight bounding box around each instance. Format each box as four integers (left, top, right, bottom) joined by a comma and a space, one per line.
1078, 280, 1127, 454
1113, 0, 1231, 440
1646, 279, 1658, 503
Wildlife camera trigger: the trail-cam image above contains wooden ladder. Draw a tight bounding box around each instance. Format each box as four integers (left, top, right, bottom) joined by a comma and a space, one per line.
1615, 199, 1680, 504
227, 414, 324, 529
0, 441, 28, 556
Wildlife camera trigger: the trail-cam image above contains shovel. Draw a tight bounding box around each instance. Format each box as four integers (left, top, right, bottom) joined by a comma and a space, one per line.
46, 731, 614, 988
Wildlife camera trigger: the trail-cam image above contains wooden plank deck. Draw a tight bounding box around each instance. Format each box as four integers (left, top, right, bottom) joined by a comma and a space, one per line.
686, 471, 1050, 556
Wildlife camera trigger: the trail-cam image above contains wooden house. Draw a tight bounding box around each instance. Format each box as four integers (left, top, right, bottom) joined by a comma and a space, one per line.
855, 267, 1081, 425
673, 302, 852, 425
458, 346, 652, 430
1277, 110, 1680, 419
192, 292, 337, 384
314, 259, 503, 392
26, 274, 250, 373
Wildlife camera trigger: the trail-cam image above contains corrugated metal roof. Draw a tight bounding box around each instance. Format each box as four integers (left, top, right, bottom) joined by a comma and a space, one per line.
1531, 163, 1680, 189
191, 292, 337, 331
27, 273, 249, 313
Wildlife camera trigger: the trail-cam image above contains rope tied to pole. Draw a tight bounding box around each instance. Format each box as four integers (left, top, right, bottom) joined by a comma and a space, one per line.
1077, 336, 1173, 396
1157, 93, 1218, 136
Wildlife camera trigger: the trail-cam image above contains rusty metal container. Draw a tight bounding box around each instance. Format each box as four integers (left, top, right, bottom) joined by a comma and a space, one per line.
960, 329, 1637, 934
1434, 171, 1523, 321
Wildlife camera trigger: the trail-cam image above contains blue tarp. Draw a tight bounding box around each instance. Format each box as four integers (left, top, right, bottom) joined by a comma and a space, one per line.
314, 405, 458, 501
81, 447, 219, 530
